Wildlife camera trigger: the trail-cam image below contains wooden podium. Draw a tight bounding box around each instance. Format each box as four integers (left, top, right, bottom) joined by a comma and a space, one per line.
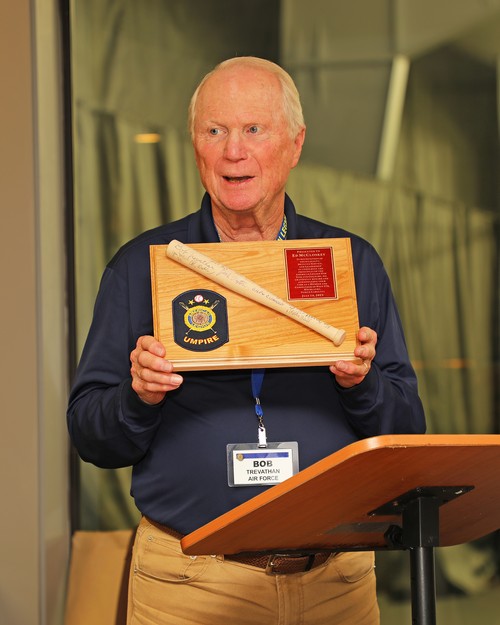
181, 435, 500, 624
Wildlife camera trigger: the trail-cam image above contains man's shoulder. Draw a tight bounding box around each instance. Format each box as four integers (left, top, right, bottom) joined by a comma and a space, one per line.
296, 213, 373, 250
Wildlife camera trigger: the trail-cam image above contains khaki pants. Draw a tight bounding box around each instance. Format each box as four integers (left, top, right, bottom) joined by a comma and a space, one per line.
127, 517, 380, 625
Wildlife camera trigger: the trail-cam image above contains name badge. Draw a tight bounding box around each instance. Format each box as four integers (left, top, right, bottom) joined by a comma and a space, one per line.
227, 442, 299, 487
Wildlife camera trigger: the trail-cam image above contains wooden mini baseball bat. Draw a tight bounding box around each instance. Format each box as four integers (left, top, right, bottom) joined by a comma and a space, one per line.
166, 239, 346, 346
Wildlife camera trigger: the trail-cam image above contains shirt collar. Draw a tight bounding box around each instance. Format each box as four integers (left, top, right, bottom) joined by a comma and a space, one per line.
188, 192, 299, 243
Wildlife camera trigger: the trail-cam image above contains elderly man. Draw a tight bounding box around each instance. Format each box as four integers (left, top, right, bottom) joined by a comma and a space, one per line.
68, 56, 425, 624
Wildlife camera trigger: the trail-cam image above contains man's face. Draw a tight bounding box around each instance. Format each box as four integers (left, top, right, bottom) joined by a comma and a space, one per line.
192, 66, 305, 219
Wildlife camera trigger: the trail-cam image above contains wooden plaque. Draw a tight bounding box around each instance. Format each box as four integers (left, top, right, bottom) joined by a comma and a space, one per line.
150, 238, 360, 371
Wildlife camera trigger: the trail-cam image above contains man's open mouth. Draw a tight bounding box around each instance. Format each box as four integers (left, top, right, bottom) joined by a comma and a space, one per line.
223, 176, 253, 182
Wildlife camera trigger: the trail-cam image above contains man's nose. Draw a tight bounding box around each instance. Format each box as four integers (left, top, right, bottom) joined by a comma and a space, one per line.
223, 130, 248, 160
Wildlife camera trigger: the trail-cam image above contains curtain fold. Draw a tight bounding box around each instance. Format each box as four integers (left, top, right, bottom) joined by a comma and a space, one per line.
70, 0, 499, 597
287, 165, 497, 435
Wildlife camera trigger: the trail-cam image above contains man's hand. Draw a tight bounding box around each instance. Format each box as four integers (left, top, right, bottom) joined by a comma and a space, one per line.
329, 327, 377, 389
130, 335, 183, 405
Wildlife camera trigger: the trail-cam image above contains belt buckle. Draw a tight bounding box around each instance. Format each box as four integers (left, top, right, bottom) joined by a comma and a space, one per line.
265, 554, 287, 575
265, 553, 312, 575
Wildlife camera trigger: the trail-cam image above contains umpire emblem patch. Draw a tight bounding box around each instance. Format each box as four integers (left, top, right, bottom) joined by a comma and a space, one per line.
172, 290, 229, 351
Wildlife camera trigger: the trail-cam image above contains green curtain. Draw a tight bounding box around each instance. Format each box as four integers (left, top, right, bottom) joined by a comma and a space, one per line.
70, 0, 500, 597
287, 165, 497, 437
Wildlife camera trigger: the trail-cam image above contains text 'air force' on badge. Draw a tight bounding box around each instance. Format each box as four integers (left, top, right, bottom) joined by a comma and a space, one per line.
172, 290, 229, 352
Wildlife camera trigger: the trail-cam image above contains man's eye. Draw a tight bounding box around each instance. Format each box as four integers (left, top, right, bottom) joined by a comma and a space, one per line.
209, 128, 221, 135
248, 125, 259, 134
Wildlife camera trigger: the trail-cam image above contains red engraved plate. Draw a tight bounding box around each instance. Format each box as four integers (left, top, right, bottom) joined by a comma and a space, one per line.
284, 247, 337, 300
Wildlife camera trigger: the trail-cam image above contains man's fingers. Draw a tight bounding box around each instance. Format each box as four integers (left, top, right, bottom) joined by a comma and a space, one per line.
136, 365, 182, 387
136, 335, 166, 358
132, 336, 169, 372
130, 336, 183, 401
358, 326, 377, 347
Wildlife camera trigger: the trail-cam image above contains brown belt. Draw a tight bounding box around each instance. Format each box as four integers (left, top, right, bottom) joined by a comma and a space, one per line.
226, 551, 332, 574
145, 517, 333, 575
146, 517, 184, 539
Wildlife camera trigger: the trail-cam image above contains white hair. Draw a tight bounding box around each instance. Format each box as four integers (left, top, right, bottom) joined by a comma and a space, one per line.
188, 56, 305, 139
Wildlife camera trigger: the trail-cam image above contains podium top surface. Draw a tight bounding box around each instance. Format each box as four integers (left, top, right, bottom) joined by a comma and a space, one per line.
181, 434, 500, 555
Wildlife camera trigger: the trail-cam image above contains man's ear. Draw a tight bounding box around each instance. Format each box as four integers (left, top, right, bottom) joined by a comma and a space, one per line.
291, 127, 306, 168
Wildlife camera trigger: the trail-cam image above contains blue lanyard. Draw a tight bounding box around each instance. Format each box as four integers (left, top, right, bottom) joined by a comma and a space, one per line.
251, 214, 287, 446
252, 368, 266, 447
251, 368, 265, 414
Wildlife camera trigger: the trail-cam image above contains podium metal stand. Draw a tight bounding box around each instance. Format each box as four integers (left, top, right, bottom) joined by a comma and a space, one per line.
181, 435, 500, 624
